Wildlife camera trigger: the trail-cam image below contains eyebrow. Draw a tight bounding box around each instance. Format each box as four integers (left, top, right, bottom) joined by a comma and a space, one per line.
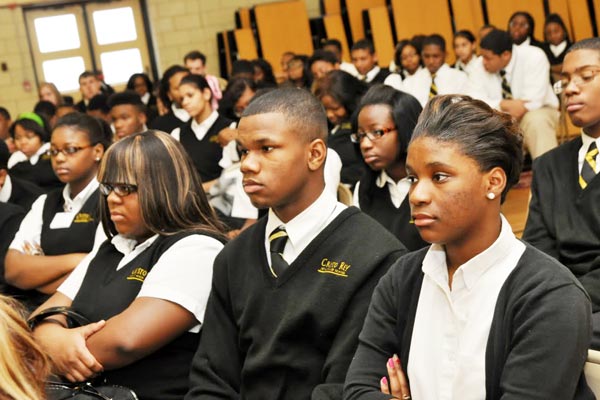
561, 65, 600, 75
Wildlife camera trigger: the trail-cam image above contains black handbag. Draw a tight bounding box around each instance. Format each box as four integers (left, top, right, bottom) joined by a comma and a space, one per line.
28, 306, 139, 400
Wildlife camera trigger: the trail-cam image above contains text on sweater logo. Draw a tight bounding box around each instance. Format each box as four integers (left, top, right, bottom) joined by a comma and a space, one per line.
318, 258, 350, 278
127, 267, 148, 282
73, 213, 94, 223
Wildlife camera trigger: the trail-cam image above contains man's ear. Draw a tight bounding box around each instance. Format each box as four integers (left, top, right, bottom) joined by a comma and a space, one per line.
307, 138, 327, 171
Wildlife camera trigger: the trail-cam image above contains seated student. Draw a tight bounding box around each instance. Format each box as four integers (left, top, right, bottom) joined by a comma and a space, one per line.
126, 73, 157, 109
351, 39, 390, 84
149, 65, 190, 133
39, 82, 64, 107
523, 37, 600, 349
284, 55, 312, 89
313, 70, 368, 188
352, 85, 428, 251
108, 91, 148, 141
8, 113, 62, 192
344, 95, 593, 400
185, 87, 406, 400
0, 140, 43, 211
172, 74, 234, 188
75, 71, 102, 113
508, 11, 545, 50
184, 50, 225, 109
34, 100, 57, 130
5, 113, 111, 311
31, 131, 227, 400
0, 202, 25, 295
252, 58, 277, 88
394, 34, 469, 107
0, 107, 14, 153
453, 30, 478, 75
218, 77, 257, 124
277, 51, 295, 84
386, 39, 423, 83
309, 49, 340, 80
322, 38, 359, 77
542, 13, 572, 83
86, 93, 112, 124
469, 29, 558, 159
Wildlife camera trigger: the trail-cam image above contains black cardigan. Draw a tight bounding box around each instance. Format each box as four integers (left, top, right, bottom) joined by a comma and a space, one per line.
343, 245, 594, 399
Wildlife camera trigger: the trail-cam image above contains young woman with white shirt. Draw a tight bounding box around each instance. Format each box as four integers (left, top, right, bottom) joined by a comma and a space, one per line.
31, 130, 227, 400
5, 113, 112, 311
352, 84, 427, 251
453, 30, 478, 75
344, 95, 593, 400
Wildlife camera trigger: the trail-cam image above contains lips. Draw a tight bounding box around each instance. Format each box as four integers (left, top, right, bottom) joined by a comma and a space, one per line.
412, 213, 436, 227
54, 167, 70, 175
566, 102, 584, 113
242, 179, 263, 194
110, 211, 126, 222
362, 153, 379, 164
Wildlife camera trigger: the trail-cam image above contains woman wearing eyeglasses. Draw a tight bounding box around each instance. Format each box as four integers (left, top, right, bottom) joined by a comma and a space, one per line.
31, 130, 227, 400
352, 85, 428, 251
5, 113, 112, 311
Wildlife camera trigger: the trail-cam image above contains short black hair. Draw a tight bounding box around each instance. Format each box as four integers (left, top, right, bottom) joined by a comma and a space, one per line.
0, 139, 9, 170
422, 34, 446, 52
231, 59, 254, 78
0, 107, 10, 121
9, 113, 49, 142
566, 37, 600, 55
184, 50, 206, 65
33, 101, 56, 119
351, 39, 375, 54
309, 50, 338, 67
454, 30, 476, 44
88, 94, 110, 113
480, 29, 513, 55
159, 65, 189, 107
79, 70, 98, 81
242, 87, 328, 142
54, 112, 113, 150
107, 91, 146, 113
321, 38, 342, 52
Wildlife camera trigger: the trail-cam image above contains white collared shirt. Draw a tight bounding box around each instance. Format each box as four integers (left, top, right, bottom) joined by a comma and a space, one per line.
352, 170, 410, 209
550, 41, 568, 58
7, 142, 50, 169
408, 215, 525, 400
454, 55, 479, 76
140, 92, 151, 105
59, 232, 224, 331
468, 45, 558, 111
9, 178, 105, 252
515, 37, 532, 48
360, 66, 382, 83
264, 188, 346, 267
171, 103, 191, 123
340, 61, 359, 77
171, 111, 233, 143
399, 64, 470, 107
579, 131, 600, 174
0, 174, 12, 202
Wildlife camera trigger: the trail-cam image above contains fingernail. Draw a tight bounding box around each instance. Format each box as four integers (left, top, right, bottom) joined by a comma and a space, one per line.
381, 376, 388, 385
388, 358, 394, 368
393, 353, 400, 364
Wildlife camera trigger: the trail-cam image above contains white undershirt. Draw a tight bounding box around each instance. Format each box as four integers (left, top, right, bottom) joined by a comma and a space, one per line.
7, 142, 50, 169
408, 215, 525, 400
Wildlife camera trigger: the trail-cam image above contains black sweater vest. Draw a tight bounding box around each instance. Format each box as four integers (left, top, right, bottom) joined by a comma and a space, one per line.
179, 115, 232, 182
10, 154, 63, 193
72, 231, 225, 400
359, 180, 428, 251
329, 124, 366, 188
40, 188, 100, 256
7, 176, 44, 211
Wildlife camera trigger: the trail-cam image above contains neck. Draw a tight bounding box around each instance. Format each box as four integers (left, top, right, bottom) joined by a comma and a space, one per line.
69, 174, 95, 199
273, 180, 324, 223
194, 107, 213, 124
385, 161, 407, 182
584, 122, 600, 139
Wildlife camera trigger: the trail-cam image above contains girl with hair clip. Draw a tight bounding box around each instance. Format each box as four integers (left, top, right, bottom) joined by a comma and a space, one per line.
344, 95, 593, 400
8, 113, 62, 192
352, 84, 427, 251
172, 74, 234, 190
313, 70, 369, 188
453, 30, 478, 75
5, 113, 112, 311
0, 295, 50, 400
31, 131, 227, 400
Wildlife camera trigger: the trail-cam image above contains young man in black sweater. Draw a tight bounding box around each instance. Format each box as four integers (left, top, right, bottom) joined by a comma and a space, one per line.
185, 88, 406, 400
523, 37, 600, 348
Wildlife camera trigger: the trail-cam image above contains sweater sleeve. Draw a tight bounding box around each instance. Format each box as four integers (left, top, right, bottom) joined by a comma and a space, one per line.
342, 263, 404, 400
312, 251, 403, 400
522, 160, 559, 258
497, 282, 591, 399
185, 250, 242, 400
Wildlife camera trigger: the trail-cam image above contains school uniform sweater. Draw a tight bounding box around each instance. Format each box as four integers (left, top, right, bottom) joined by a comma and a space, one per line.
186, 207, 406, 400
72, 231, 224, 400
0, 202, 25, 294
10, 154, 62, 192
149, 111, 186, 134
344, 245, 594, 400
179, 115, 232, 182
523, 137, 600, 312
329, 124, 366, 188
357, 178, 428, 251
6, 175, 44, 211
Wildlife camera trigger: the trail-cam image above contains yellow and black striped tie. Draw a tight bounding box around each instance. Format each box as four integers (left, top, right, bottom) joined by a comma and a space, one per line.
269, 226, 288, 277
580, 142, 598, 189
500, 69, 513, 100
429, 74, 437, 99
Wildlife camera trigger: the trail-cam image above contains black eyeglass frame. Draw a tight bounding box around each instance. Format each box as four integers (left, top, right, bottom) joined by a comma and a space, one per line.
99, 182, 138, 197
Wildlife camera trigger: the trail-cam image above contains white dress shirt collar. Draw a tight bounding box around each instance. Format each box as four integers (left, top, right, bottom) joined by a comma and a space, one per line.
190, 110, 219, 141
550, 41, 567, 57
140, 92, 151, 105
365, 66, 381, 83
0, 174, 12, 202
171, 103, 191, 122
112, 233, 159, 257
376, 170, 410, 209
61, 178, 99, 212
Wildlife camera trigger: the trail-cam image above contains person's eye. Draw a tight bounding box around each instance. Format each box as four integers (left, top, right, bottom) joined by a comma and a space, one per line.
581, 72, 596, 82
238, 147, 249, 156
261, 146, 274, 152
65, 147, 79, 154
406, 175, 418, 184
432, 173, 449, 182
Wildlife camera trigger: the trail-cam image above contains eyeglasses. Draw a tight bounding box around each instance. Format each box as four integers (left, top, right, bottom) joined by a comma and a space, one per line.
350, 127, 396, 143
47, 144, 94, 157
99, 182, 138, 197
553, 67, 600, 94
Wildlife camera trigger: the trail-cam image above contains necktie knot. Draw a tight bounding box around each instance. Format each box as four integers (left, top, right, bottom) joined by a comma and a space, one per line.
429, 74, 438, 98
580, 142, 598, 189
499, 69, 506, 77
500, 69, 512, 99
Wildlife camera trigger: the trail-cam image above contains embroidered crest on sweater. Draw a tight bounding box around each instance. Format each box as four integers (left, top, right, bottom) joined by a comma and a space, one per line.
318, 258, 351, 277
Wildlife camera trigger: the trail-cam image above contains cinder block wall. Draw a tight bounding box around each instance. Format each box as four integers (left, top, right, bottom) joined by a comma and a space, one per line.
0, 0, 319, 117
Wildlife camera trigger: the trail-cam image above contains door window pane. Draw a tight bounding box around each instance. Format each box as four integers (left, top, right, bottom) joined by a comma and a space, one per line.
42, 57, 85, 92
93, 7, 137, 45
100, 49, 143, 84
34, 14, 80, 53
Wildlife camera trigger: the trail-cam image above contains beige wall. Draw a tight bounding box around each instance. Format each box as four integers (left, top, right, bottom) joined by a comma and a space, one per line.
0, 0, 319, 117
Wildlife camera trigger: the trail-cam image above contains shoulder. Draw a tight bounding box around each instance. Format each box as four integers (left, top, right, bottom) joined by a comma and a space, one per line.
533, 137, 580, 169
517, 45, 548, 63
0, 201, 25, 220
331, 207, 406, 251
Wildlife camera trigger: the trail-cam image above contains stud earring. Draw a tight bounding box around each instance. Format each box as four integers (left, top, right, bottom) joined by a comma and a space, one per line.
486, 192, 496, 200
95, 158, 101, 162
